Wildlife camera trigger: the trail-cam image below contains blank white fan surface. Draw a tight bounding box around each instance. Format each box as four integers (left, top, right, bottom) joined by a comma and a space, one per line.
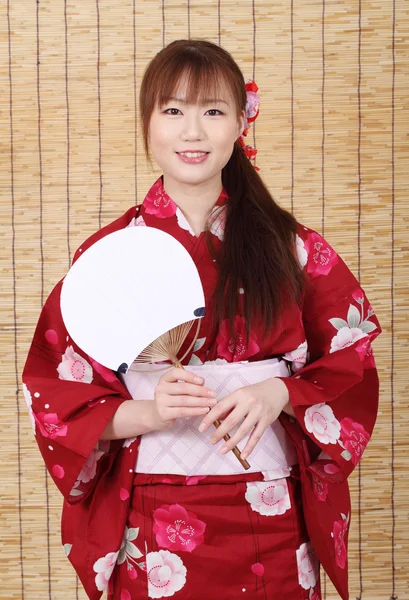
60, 226, 205, 372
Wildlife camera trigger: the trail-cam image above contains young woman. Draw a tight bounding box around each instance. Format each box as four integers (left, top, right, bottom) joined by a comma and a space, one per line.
22, 39, 381, 600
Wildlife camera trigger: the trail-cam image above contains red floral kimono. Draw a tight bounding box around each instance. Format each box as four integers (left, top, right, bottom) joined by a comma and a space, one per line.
22, 176, 381, 600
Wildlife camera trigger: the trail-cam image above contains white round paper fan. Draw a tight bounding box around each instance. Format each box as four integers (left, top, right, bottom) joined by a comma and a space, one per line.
60, 226, 205, 373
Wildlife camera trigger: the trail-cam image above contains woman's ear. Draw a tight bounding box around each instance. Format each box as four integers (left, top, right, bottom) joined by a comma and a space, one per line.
237, 110, 246, 138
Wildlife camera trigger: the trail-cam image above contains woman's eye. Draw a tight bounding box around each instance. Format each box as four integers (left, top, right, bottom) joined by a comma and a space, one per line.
164, 108, 182, 115
206, 109, 223, 116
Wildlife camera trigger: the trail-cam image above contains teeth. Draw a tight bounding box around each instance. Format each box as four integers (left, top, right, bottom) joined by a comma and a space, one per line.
179, 152, 207, 158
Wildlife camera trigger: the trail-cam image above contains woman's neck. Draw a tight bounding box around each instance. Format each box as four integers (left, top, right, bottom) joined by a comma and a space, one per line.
162, 173, 223, 233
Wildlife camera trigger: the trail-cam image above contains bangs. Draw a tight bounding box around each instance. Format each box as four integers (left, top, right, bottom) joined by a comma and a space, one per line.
155, 61, 238, 112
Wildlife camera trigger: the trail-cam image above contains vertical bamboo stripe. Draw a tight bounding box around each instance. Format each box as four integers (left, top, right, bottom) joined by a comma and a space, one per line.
7, 1, 24, 597
35, 1, 52, 597
96, 0, 102, 229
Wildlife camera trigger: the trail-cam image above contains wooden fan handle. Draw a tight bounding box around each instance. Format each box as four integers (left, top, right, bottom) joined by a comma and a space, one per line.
213, 419, 251, 471
174, 361, 250, 470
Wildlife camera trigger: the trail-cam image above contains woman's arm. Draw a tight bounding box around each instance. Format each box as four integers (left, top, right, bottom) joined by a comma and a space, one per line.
99, 399, 156, 440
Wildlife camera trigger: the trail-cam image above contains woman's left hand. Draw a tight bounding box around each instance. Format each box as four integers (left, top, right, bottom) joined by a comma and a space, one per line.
197, 377, 293, 461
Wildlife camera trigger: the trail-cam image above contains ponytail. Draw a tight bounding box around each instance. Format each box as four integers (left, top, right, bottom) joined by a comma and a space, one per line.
205, 141, 306, 353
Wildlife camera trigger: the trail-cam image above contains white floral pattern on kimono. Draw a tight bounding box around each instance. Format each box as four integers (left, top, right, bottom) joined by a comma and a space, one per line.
93, 551, 119, 592
296, 541, 319, 590
245, 478, 291, 516
304, 403, 341, 445
146, 550, 187, 599
57, 346, 93, 383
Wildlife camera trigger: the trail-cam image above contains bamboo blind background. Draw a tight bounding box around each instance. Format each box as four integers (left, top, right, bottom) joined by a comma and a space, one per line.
1, 0, 407, 598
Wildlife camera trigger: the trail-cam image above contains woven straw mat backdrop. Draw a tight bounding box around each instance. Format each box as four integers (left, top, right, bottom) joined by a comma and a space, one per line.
1, 1, 407, 599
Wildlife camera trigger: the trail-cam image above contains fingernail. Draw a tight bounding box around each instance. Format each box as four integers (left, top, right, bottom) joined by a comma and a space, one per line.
208, 390, 216, 397
220, 446, 228, 454
241, 452, 248, 460
194, 376, 203, 383
198, 423, 206, 432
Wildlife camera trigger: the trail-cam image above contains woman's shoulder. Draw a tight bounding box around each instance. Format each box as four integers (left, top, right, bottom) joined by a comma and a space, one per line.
72, 205, 140, 264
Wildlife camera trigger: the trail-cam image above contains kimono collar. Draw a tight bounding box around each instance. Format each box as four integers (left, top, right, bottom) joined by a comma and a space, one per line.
140, 176, 229, 220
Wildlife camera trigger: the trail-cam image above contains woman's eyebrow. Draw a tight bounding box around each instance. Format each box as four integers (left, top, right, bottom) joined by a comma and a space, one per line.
167, 96, 229, 105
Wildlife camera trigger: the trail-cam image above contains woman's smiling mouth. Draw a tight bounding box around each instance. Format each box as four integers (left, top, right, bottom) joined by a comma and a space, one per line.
177, 151, 210, 164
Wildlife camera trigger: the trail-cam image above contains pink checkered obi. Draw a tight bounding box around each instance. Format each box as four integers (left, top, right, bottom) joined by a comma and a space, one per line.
120, 357, 298, 476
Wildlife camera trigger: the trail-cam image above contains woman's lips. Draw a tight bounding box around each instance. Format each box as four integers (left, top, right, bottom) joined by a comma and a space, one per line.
176, 152, 210, 164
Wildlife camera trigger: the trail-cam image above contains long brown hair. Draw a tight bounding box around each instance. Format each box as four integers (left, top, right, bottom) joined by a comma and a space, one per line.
139, 39, 306, 352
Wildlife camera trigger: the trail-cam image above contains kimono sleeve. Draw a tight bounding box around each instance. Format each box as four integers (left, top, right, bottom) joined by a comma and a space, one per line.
278, 227, 382, 483
22, 278, 133, 505
21, 207, 140, 506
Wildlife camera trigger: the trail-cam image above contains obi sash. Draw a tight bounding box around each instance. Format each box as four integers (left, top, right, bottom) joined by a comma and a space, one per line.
119, 357, 298, 476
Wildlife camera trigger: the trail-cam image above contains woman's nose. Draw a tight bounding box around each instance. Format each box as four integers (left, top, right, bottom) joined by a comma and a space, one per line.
181, 113, 205, 140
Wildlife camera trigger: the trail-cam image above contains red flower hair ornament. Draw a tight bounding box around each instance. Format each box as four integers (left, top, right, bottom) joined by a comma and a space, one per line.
238, 79, 260, 170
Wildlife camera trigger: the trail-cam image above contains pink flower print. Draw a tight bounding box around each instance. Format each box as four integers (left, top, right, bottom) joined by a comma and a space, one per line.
332, 517, 348, 569
362, 344, 376, 369
296, 542, 319, 590
52, 464, 65, 479
144, 181, 177, 218
340, 418, 370, 466
93, 551, 119, 592
312, 474, 328, 502
153, 503, 206, 553
216, 315, 260, 361
22, 383, 36, 434
304, 231, 339, 277
355, 336, 373, 364
34, 412, 68, 439
304, 403, 341, 445
57, 346, 93, 383
128, 565, 137, 579
146, 550, 187, 599
352, 289, 365, 303
245, 479, 291, 516
185, 476, 207, 486
296, 234, 308, 268
329, 327, 368, 354
324, 462, 340, 476
45, 329, 59, 344
120, 488, 130, 501
283, 340, 308, 372
251, 562, 264, 576
77, 446, 105, 483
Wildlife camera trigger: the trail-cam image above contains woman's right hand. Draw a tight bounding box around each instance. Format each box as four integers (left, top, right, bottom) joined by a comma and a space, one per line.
151, 367, 217, 431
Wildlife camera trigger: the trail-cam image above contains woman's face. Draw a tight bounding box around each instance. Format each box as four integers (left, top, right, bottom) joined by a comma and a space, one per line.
148, 76, 245, 189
